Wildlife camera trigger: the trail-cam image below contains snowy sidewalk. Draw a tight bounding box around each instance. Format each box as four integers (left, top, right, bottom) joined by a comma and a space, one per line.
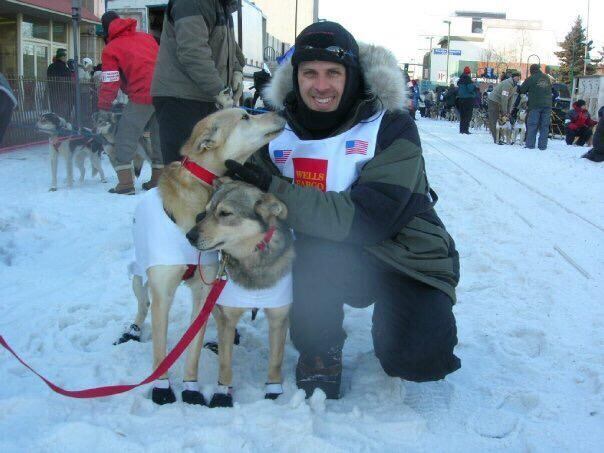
0, 123, 602, 452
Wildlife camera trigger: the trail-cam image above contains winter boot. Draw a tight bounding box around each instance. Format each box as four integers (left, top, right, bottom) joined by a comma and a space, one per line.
296, 349, 342, 399
142, 166, 163, 191
108, 168, 135, 195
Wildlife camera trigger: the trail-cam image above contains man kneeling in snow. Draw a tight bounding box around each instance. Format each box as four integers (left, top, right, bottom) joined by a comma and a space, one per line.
226, 22, 461, 400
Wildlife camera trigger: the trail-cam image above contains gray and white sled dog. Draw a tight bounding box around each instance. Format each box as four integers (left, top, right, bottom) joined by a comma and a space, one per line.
186, 178, 295, 407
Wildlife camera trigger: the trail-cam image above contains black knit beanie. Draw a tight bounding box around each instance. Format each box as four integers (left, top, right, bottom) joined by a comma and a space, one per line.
290, 21, 363, 138
576, 99, 586, 108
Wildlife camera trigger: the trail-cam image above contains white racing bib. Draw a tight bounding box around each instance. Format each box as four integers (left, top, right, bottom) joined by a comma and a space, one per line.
269, 111, 385, 192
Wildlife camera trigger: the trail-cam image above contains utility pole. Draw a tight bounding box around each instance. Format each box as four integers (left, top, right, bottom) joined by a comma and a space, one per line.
443, 20, 451, 85
426, 36, 434, 82
71, 0, 81, 130
583, 0, 590, 75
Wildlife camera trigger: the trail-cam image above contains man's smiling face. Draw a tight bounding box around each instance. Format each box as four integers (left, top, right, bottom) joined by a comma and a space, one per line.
297, 60, 346, 112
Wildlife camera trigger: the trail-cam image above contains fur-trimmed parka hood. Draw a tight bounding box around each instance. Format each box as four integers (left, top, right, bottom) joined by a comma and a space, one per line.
263, 43, 408, 113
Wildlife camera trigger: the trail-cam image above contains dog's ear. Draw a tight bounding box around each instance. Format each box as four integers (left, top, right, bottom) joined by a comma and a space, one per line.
192, 125, 219, 152
255, 193, 287, 222
213, 176, 233, 189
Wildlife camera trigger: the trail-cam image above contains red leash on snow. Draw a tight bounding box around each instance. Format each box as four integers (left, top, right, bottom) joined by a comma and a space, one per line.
0, 278, 226, 399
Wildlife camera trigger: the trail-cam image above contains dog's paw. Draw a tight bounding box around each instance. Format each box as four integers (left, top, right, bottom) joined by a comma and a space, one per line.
49, 187, 57, 192
151, 386, 176, 405
182, 390, 206, 406
113, 324, 141, 345
101, 178, 107, 183
209, 393, 233, 408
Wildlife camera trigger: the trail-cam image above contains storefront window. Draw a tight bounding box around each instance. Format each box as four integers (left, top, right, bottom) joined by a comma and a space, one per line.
52, 22, 67, 43
0, 14, 18, 75
22, 15, 50, 41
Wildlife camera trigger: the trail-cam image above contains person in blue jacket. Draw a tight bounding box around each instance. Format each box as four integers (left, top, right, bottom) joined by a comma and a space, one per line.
456, 66, 477, 134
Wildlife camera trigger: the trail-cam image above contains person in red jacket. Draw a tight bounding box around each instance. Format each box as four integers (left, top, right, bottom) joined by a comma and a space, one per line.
565, 99, 597, 147
98, 12, 163, 194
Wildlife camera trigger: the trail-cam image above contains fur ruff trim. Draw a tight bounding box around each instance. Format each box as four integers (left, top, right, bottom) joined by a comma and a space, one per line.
263, 42, 408, 112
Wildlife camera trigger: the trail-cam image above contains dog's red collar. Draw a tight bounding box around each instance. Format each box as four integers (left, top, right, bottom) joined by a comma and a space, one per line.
181, 157, 218, 185
256, 226, 276, 252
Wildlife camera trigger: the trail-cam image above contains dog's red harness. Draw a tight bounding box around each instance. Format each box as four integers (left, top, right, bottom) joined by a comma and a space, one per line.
181, 157, 218, 185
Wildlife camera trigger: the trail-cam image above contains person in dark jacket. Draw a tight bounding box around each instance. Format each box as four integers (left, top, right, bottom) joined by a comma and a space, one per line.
442, 83, 457, 118
582, 106, 604, 162
226, 22, 460, 401
98, 12, 163, 194
519, 64, 552, 150
47, 48, 72, 120
565, 99, 597, 146
151, 0, 245, 165
0, 72, 17, 145
456, 66, 477, 134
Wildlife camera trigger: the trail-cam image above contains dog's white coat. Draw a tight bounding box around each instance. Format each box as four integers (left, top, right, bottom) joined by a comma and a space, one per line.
131, 188, 217, 284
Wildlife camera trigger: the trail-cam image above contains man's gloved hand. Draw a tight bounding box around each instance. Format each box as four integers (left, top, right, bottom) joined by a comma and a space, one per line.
510, 108, 518, 119
215, 86, 234, 109
225, 160, 272, 192
231, 71, 244, 106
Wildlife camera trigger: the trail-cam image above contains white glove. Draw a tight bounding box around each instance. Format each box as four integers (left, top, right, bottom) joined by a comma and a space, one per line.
231, 71, 244, 106
215, 86, 234, 109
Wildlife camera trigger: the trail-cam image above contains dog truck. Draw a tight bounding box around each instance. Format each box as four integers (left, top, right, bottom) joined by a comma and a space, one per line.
572, 75, 604, 119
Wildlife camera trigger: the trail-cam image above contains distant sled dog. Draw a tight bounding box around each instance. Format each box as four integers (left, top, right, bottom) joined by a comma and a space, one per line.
36, 112, 106, 191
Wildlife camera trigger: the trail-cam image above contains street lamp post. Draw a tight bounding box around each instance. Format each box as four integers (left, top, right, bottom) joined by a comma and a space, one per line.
443, 20, 451, 85
426, 36, 434, 82
71, 0, 81, 131
583, 0, 590, 75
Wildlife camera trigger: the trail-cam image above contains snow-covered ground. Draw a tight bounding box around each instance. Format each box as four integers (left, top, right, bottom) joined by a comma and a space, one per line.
1, 118, 602, 452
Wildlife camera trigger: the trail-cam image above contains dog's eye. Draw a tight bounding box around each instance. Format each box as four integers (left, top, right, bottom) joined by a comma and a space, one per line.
218, 211, 232, 218
242, 114, 250, 121
195, 212, 206, 223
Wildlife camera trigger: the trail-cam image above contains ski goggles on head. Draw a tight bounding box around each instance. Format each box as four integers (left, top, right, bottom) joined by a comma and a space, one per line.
293, 45, 358, 67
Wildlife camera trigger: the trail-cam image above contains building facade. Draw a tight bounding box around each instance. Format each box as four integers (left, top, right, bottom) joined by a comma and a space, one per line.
426, 11, 558, 85
0, 0, 102, 77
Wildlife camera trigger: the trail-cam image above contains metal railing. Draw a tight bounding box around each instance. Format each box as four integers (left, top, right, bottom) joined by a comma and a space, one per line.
2, 76, 100, 148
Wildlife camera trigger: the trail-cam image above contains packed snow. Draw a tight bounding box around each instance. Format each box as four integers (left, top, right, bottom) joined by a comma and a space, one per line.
0, 118, 602, 452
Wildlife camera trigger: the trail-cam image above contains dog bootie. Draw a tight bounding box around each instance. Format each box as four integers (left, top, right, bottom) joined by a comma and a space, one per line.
295, 350, 342, 400
151, 379, 176, 405
182, 381, 206, 406
264, 382, 283, 400
209, 385, 233, 408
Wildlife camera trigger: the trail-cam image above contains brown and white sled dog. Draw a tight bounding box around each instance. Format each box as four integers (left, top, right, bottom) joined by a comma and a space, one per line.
36, 112, 106, 191
115, 108, 285, 406
186, 179, 294, 407
495, 114, 512, 145
92, 110, 150, 178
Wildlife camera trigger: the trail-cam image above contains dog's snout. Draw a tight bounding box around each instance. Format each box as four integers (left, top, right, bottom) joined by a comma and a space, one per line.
195, 212, 206, 223
186, 227, 199, 244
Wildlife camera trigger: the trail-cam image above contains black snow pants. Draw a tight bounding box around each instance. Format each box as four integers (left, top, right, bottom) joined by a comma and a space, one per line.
290, 236, 461, 382
153, 97, 217, 165
458, 98, 474, 133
